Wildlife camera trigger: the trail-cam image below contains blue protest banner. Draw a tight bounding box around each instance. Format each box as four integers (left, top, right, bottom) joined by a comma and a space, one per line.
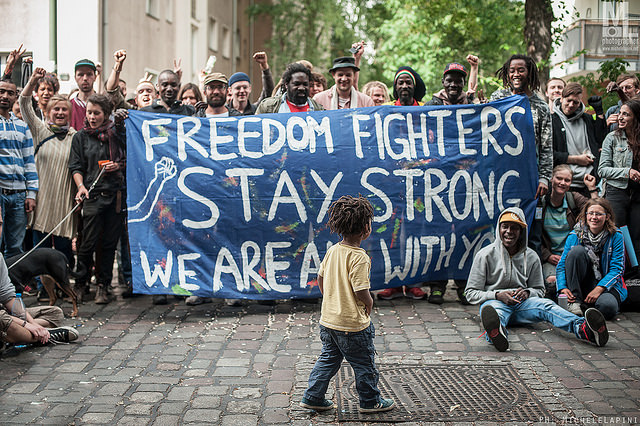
125, 95, 537, 300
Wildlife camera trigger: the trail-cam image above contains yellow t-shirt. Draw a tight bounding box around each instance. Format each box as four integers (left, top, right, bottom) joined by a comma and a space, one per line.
318, 243, 371, 332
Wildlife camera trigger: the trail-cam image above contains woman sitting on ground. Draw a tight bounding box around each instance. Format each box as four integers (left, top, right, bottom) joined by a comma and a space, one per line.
540, 165, 598, 298
556, 198, 627, 319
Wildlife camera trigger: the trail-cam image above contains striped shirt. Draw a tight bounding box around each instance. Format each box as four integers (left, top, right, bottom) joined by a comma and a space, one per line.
0, 112, 38, 198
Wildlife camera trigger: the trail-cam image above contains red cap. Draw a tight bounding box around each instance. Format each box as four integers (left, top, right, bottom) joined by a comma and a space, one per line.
443, 63, 467, 77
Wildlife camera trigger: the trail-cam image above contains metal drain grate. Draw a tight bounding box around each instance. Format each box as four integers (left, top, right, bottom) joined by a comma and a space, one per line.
336, 363, 552, 423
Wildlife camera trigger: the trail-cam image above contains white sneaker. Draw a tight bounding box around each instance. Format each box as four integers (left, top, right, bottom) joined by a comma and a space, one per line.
185, 296, 212, 306
567, 302, 583, 316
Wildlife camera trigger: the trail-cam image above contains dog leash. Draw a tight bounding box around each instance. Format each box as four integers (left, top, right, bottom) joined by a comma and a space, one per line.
8, 166, 108, 271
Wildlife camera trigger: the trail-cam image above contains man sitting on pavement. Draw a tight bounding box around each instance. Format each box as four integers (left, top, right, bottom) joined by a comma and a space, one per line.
465, 207, 609, 352
0, 253, 78, 349
313, 57, 374, 110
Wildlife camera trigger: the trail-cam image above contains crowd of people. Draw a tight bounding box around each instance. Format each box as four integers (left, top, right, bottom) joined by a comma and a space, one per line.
0, 40, 638, 366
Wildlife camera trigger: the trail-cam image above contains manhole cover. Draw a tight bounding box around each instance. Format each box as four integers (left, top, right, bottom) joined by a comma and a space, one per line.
336, 363, 552, 423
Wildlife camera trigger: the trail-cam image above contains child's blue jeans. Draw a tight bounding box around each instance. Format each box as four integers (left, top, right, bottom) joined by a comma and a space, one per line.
304, 322, 381, 407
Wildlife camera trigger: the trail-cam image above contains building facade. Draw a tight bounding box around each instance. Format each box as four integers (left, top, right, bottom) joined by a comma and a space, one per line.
0, 0, 272, 100
550, 0, 640, 80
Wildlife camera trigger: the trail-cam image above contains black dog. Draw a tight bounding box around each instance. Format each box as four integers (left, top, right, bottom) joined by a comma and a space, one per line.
6, 248, 79, 318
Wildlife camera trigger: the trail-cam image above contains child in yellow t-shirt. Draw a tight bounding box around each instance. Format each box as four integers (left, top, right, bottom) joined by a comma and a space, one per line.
300, 195, 395, 414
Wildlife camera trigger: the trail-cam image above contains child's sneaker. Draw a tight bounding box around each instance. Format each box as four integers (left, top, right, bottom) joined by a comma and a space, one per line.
578, 308, 608, 347
359, 398, 395, 413
300, 397, 334, 411
481, 305, 508, 352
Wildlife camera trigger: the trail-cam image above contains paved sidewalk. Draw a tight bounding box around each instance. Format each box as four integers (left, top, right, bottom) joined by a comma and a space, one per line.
1, 286, 639, 425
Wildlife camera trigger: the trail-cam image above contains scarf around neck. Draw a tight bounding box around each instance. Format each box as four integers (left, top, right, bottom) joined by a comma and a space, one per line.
83, 119, 125, 164
330, 85, 359, 110
575, 222, 609, 280
47, 122, 70, 140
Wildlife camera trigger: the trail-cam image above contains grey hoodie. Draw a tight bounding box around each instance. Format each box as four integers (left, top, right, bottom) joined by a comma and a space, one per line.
554, 99, 593, 185
465, 207, 545, 305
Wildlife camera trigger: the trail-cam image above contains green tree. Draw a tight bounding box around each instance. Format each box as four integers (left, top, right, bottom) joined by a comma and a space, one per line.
571, 58, 639, 112
371, 0, 526, 98
248, 0, 387, 81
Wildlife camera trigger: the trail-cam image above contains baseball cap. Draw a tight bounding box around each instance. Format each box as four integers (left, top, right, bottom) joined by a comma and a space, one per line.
203, 72, 228, 86
498, 212, 527, 229
75, 59, 97, 72
443, 63, 467, 78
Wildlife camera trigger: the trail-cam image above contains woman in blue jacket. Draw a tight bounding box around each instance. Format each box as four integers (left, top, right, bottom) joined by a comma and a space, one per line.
556, 198, 627, 320
598, 99, 640, 266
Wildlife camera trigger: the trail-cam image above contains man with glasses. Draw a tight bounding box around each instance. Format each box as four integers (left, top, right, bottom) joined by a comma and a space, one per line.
195, 73, 241, 118
0, 78, 38, 257
605, 73, 640, 131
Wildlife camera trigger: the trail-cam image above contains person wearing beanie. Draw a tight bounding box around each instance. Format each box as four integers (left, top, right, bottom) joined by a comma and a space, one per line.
226, 51, 275, 116
382, 66, 425, 106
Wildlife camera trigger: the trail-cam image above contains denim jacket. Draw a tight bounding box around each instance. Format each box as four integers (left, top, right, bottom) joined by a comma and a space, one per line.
598, 131, 633, 189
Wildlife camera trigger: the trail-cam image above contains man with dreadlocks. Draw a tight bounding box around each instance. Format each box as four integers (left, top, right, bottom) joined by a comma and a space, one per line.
300, 195, 395, 414
255, 63, 323, 114
490, 54, 553, 256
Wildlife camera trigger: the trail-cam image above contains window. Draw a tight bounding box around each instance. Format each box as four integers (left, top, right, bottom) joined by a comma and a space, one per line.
191, 25, 199, 80
209, 17, 218, 51
146, 0, 159, 19
1, 51, 34, 86
222, 26, 231, 59
235, 28, 241, 60
191, 0, 197, 19
599, 0, 623, 20
165, 0, 173, 22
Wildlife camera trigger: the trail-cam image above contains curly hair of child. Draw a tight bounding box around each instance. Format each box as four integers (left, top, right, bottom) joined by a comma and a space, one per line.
327, 195, 373, 237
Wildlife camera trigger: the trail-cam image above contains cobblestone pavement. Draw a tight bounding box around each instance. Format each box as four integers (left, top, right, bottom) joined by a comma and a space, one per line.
1, 285, 639, 425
